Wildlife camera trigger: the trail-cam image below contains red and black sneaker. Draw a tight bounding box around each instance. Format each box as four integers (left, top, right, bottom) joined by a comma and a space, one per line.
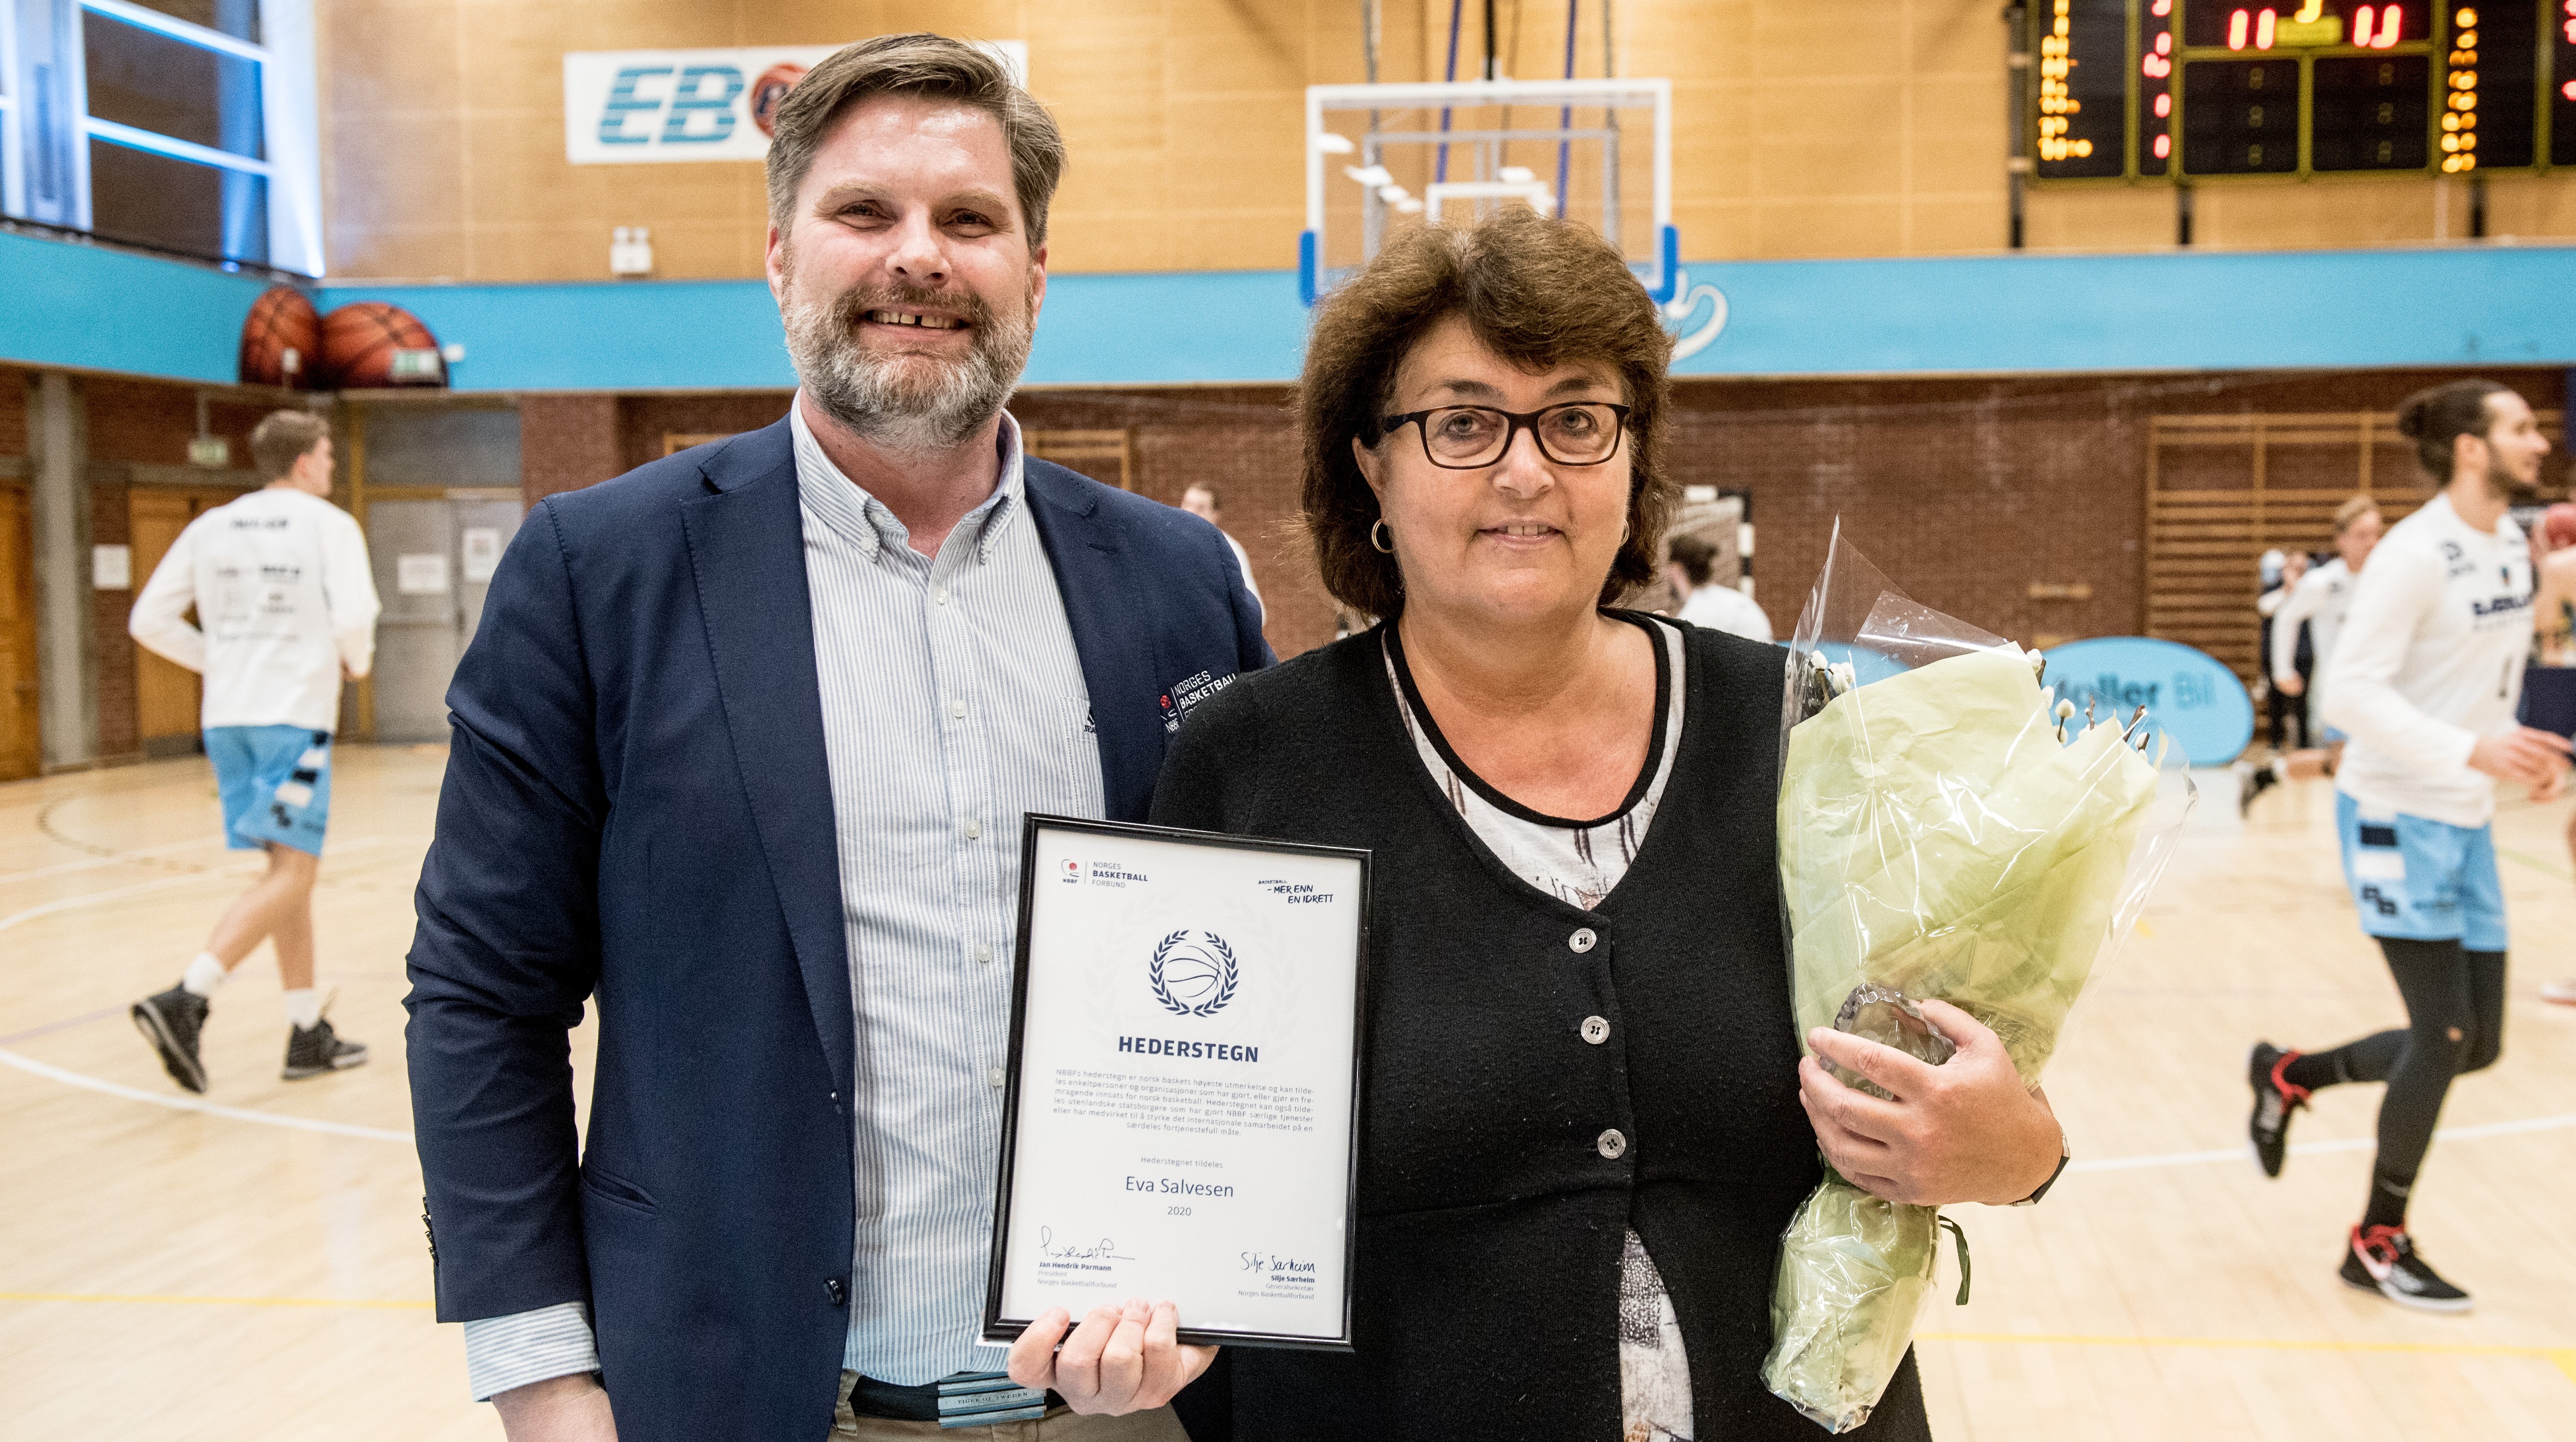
2247, 1042, 2309, 1178
2340, 1225, 2472, 1313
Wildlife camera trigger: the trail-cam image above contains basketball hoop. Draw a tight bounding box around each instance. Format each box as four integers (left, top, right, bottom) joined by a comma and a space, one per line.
1300, 76, 1678, 307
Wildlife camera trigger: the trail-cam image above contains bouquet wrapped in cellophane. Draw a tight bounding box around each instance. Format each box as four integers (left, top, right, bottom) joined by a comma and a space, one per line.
1759, 526, 2190, 1432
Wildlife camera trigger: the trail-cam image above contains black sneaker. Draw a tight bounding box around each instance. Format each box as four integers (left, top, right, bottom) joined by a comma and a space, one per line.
2247, 1042, 2310, 1178
282, 1016, 369, 1080
2341, 1225, 2472, 1313
2236, 760, 2279, 817
132, 985, 210, 1094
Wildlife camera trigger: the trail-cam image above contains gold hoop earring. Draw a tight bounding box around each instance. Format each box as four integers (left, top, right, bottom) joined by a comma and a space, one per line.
1370, 519, 1394, 554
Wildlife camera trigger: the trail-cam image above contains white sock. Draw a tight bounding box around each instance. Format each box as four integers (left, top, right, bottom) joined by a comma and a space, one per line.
181, 952, 229, 998
283, 988, 323, 1030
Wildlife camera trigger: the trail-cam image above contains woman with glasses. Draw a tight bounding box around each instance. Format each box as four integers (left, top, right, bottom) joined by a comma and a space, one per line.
1144, 211, 2059, 1441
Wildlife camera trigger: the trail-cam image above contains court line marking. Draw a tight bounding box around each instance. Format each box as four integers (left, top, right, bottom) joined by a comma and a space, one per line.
0, 1006, 121, 1046
0, 841, 423, 1145
0, 1046, 417, 1142
2069, 1112, 2576, 1174
0, 838, 226, 886
2496, 845, 2574, 881
1917, 1331, 2576, 1385
0, 868, 257, 938
1, 834, 2562, 1163
0, 836, 411, 941
0, 1291, 429, 1311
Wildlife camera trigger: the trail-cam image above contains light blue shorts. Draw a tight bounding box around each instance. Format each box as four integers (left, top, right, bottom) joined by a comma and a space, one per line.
206, 725, 333, 857
2335, 792, 2506, 951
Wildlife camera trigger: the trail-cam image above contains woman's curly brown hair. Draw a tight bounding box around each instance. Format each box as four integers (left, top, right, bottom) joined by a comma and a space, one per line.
1299, 207, 1675, 619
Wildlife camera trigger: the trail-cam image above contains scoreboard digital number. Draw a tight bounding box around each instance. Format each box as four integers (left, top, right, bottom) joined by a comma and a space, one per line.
2030, 0, 2576, 180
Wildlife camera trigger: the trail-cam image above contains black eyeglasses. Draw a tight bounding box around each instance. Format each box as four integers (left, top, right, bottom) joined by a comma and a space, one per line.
1377, 402, 1633, 469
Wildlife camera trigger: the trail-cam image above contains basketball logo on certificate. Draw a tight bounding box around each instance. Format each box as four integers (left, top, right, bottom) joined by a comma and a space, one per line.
1150, 931, 1239, 1017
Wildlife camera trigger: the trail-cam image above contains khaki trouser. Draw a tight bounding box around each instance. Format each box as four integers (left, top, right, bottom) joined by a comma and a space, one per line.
829, 1372, 1191, 1442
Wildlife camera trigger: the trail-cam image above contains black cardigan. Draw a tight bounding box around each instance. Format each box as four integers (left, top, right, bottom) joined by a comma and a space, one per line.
1150, 621, 1930, 1442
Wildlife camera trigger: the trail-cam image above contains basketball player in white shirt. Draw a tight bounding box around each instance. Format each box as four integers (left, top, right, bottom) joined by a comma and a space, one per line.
1663, 531, 1774, 643
127, 411, 382, 1093
2239, 495, 2383, 810
2246, 381, 2568, 1312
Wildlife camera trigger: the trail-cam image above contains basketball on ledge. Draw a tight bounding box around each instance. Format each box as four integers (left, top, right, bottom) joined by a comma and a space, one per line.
320, 301, 445, 390
237, 285, 321, 389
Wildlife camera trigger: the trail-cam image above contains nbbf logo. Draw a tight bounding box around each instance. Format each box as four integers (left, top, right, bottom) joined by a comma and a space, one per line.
562, 42, 1028, 167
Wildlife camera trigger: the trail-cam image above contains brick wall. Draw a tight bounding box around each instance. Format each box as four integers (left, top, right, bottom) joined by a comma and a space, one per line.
1682, 366, 2567, 649
581, 389, 1327, 656
617, 394, 792, 476
85, 377, 272, 466
1011, 389, 1316, 659
520, 395, 622, 505
509, 365, 2572, 666
0, 366, 26, 456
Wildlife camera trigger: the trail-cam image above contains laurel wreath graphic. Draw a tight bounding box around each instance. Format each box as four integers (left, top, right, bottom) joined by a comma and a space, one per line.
1149, 929, 1240, 1018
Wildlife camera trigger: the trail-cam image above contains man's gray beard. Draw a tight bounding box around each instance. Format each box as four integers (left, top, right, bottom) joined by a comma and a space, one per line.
781, 277, 1034, 454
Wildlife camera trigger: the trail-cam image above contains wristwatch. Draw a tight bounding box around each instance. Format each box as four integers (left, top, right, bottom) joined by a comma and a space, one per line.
2012, 1127, 2071, 1207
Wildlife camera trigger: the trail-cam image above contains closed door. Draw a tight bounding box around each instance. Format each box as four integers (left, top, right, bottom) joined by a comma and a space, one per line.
0, 486, 38, 781
367, 496, 523, 742
129, 488, 250, 755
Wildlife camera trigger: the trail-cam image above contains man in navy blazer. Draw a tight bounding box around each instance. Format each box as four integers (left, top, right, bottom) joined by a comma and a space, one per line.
406, 36, 1262, 1442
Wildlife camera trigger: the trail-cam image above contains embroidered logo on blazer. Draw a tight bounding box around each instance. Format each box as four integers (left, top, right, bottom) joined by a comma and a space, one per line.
1160, 669, 1238, 733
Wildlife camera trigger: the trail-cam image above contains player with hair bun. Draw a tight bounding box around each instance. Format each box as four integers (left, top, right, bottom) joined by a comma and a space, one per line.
2244, 379, 2568, 1313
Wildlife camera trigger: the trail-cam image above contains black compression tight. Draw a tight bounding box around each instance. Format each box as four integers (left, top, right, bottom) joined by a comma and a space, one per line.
2280, 939, 2506, 1228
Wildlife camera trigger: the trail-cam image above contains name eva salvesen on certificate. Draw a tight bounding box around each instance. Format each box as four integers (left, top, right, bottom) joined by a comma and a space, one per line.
983, 815, 1370, 1351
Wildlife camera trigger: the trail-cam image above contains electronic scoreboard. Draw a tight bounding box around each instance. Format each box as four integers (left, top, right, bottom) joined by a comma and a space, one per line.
2030, 0, 2576, 180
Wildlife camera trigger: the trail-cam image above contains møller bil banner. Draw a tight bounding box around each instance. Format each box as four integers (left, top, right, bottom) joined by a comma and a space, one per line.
562, 42, 1028, 165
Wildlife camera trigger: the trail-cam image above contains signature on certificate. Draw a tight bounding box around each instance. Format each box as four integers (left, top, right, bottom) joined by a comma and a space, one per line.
1038, 1227, 1135, 1262
1239, 1250, 1317, 1275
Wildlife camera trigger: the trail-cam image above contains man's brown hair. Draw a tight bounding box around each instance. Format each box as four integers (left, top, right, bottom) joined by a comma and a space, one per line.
765, 34, 1066, 248
1666, 531, 1717, 588
2332, 494, 2380, 533
1299, 208, 1674, 619
2394, 379, 2511, 479
249, 410, 330, 481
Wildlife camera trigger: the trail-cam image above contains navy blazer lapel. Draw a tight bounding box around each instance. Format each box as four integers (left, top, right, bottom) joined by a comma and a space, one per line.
1025, 463, 1164, 823
677, 420, 855, 1098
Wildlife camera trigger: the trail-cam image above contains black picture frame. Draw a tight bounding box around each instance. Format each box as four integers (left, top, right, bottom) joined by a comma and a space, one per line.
980, 813, 1372, 1352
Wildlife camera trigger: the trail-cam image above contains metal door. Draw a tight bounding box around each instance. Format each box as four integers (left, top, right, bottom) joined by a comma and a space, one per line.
366, 493, 523, 742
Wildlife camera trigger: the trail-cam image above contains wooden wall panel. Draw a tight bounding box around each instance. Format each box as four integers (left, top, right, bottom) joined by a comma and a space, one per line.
314, 1, 2576, 277
0, 485, 37, 781
127, 490, 205, 753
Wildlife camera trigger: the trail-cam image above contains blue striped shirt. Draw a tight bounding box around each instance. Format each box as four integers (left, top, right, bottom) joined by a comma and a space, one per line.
460, 402, 1104, 1398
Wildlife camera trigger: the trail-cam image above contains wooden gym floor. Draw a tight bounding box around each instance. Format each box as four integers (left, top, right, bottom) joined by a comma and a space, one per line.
0, 746, 2571, 1440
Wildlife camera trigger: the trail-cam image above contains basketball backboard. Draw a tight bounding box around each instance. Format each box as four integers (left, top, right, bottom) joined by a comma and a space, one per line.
1301, 77, 1676, 307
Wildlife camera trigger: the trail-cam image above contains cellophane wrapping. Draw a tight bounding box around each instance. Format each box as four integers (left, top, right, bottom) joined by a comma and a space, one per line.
1758, 525, 2188, 1432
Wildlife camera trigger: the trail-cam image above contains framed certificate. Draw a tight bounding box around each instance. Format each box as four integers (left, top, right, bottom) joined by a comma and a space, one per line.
983, 815, 1370, 1352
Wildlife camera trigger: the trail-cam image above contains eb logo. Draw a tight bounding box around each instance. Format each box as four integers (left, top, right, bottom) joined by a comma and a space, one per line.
598, 65, 747, 148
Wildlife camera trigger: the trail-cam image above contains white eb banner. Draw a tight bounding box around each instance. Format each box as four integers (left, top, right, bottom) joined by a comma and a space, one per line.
562, 41, 1028, 165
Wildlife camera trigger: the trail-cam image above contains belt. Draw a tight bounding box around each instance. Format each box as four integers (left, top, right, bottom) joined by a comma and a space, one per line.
848, 1371, 1056, 1428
